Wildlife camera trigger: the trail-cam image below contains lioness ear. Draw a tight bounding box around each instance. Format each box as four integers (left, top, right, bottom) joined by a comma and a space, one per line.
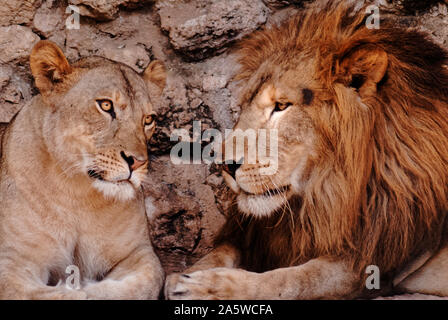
30, 40, 72, 95
143, 60, 167, 91
339, 44, 388, 97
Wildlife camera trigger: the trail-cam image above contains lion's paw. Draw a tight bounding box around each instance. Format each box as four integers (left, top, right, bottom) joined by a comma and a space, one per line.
165, 268, 255, 300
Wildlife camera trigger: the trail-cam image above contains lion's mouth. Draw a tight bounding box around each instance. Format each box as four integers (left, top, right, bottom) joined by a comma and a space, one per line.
243, 185, 290, 197
236, 184, 291, 217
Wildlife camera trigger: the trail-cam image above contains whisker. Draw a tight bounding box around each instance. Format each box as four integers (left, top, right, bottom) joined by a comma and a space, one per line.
267, 176, 295, 231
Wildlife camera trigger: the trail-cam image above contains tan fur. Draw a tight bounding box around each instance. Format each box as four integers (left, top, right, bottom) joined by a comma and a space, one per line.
0, 41, 167, 299
166, 2, 448, 299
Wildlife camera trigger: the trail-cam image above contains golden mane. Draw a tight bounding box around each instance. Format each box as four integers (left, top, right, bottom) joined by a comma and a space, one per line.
217, 1, 448, 283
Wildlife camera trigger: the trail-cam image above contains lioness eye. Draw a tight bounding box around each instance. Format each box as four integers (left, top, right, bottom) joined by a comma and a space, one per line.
273, 102, 292, 112
96, 99, 116, 119
144, 114, 155, 126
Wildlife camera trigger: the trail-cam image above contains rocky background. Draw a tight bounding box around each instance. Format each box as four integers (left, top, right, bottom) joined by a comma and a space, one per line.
0, 0, 447, 276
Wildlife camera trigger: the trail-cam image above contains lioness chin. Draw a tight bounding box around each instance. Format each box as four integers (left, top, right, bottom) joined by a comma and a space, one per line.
166, 2, 448, 300
0, 40, 166, 299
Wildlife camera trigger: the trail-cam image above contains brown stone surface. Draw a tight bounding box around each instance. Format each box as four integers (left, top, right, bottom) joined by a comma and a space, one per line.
0, 0, 42, 27
0, 25, 40, 64
262, 0, 307, 8
69, 0, 155, 20
144, 156, 227, 274
158, 0, 269, 61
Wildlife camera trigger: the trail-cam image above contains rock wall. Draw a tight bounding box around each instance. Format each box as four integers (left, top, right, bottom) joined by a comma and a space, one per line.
0, 0, 447, 274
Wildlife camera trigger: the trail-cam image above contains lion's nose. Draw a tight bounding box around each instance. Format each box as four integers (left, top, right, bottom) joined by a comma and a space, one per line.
222, 160, 243, 180
120, 151, 147, 171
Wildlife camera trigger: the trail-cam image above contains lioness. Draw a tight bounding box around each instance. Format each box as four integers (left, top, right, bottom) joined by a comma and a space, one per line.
166, 3, 448, 299
0, 41, 166, 299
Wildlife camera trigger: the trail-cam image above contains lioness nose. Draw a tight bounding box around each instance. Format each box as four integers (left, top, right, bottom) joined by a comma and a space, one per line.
222, 160, 242, 180
120, 151, 147, 171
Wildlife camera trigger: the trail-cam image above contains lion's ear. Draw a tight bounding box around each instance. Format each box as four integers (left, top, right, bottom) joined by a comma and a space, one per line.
339, 44, 388, 97
30, 40, 72, 95
143, 60, 167, 92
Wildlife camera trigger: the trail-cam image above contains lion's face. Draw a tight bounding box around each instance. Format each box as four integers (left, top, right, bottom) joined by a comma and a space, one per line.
223, 59, 319, 217
30, 41, 166, 201
224, 28, 389, 218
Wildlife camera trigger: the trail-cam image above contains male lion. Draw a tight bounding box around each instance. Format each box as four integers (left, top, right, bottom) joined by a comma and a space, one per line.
166, 2, 448, 299
0, 41, 166, 299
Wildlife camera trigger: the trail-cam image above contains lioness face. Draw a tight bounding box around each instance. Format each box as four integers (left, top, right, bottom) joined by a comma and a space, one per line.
223, 59, 318, 217
30, 41, 166, 201
53, 64, 156, 201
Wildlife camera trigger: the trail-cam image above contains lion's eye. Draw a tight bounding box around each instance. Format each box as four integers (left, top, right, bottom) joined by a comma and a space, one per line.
144, 114, 155, 126
273, 102, 292, 112
96, 99, 116, 119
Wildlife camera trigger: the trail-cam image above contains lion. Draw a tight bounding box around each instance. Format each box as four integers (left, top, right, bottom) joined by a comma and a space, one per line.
0, 40, 167, 299
165, 2, 448, 299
